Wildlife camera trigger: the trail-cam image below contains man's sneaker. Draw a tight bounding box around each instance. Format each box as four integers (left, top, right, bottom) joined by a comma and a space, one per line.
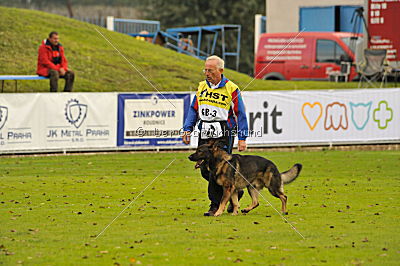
204, 204, 218, 216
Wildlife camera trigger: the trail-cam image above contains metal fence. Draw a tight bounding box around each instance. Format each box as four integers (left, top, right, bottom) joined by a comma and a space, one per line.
114, 18, 160, 34
75, 17, 107, 28
75, 17, 160, 35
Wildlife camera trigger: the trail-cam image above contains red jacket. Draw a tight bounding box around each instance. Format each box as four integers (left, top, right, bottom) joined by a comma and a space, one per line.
36, 39, 68, 76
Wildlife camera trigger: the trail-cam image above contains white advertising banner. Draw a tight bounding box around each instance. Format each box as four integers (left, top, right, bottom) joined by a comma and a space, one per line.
0, 94, 40, 150
1, 89, 399, 153
0, 93, 117, 152
242, 89, 400, 145
117, 93, 191, 146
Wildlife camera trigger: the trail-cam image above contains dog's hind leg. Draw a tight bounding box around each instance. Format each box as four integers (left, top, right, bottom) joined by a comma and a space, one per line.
278, 182, 288, 215
279, 193, 289, 215
230, 190, 239, 215
279, 193, 288, 215
269, 186, 288, 215
241, 187, 260, 213
276, 184, 288, 215
214, 183, 235, 217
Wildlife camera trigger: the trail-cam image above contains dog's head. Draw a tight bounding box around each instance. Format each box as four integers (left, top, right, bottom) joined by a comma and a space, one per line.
188, 140, 230, 169
188, 143, 212, 169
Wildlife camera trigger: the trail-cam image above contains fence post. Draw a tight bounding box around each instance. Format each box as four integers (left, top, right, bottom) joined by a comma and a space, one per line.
106, 16, 114, 31
254, 14, 262, 53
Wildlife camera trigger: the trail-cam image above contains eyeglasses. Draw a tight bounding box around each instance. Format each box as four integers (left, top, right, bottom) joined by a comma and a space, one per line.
202, 69, 216, 74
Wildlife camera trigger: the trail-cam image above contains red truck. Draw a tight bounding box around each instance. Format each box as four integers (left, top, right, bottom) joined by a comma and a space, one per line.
254, 32, 362, 81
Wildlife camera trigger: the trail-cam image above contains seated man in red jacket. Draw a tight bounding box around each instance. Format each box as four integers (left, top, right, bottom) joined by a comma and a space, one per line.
37, 31, 74, 92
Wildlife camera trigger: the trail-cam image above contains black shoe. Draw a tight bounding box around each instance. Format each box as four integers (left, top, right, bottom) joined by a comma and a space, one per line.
227, 202, 234, 213
204, 204, 218, 216
227, 190, 244, 213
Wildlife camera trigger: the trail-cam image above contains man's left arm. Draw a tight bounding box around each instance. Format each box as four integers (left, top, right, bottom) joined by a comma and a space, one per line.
232, 88, 248, 151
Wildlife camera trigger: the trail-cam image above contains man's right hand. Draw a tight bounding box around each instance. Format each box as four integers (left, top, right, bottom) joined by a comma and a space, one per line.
182, 131, 191, 144
59, 68, 66, 76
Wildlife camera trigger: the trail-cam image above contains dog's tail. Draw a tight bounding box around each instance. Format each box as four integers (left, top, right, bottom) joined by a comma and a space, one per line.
281, 163, 302, 184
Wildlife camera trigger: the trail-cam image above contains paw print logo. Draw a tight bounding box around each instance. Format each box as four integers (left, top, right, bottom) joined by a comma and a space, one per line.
65, 99, 88, 128
0, 106, 8, 130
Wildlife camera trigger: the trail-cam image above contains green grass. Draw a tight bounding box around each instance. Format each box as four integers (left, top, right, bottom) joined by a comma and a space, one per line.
0, 149, 399, 265
1, 7, 393, 93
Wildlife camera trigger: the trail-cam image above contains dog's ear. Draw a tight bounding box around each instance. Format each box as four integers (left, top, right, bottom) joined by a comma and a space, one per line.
207, 139, 216, 147
212, 140, 225, 151
199, 142, 213, 150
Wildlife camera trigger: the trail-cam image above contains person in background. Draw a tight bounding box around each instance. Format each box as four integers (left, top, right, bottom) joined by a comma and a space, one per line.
37, 31, 74, 92
178, 36, 194, 54
136, 31, 153, 42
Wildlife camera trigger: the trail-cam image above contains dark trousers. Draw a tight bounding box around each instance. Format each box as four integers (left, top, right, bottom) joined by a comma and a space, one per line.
198, 134, 235, 207
48, 69, 74, 92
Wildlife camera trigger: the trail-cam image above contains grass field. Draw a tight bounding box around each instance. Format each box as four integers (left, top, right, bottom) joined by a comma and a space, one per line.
0, 149, 399, 265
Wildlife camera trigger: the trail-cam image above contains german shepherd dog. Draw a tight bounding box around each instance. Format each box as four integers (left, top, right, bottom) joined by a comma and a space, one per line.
188, 141, 302, 217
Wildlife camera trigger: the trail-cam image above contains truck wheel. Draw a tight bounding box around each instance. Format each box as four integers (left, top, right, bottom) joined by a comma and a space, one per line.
263, 72, 285, 80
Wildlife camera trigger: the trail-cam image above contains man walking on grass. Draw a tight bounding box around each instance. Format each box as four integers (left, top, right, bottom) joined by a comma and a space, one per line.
183, 55, 249, 216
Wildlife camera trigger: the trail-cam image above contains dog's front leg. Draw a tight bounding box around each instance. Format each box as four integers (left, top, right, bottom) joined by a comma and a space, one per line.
230, 190, 239, 215
214, 182, 235, 217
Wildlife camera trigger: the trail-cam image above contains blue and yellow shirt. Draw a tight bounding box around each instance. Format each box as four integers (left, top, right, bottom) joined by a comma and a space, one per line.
183, 75, 249, 140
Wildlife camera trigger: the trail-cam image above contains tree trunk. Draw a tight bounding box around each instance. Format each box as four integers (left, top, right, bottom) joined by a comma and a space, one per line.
66, 0, 74, 18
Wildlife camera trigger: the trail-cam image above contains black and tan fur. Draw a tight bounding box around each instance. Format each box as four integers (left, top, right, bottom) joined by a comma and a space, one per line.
189, 141, 302, 217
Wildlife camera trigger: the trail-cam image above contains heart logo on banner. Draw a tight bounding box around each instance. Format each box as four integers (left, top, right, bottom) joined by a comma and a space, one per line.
302, 102, 323, 130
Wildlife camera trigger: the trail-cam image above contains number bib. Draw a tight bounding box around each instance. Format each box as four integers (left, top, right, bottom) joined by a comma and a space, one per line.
197, 84, 232, 122
200, 122, 223, 139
